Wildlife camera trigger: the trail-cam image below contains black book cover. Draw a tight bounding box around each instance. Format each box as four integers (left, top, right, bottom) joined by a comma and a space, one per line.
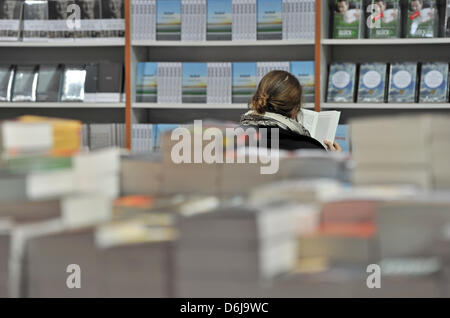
36, 64, 62, 102
97, 62, 122, 93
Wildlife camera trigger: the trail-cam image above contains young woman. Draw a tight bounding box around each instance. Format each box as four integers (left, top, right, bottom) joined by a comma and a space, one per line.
240, 70, 341, 151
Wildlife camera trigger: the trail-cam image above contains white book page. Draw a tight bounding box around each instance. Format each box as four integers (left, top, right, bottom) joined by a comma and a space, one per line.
299, 109, 318, 137
316, 111, 341, 146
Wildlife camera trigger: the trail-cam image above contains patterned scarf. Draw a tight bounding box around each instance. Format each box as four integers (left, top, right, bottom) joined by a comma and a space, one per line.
240, 111, 311, 137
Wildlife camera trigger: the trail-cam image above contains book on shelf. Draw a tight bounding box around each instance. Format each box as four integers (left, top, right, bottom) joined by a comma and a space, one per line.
232, 62, 257, 104
335, 124, 350, 153
419, 62, 449, 103
257, 0, 282, 40
388, 62, 418, 103
22, 0, 48, 42
366, 0, 401, 39
182, 62, 207, 103
357, 62, 388, 103
36, 64, 62, 102
74, 0, 102, 40
0, 0, 23, 41
299, 109, 341, 148
332, 0, 363, 39
132, 0, 156, 41
97, 62, 123, 102
326, 63, 357, 103
61, 65, 86, 102
207, 0, 232, 40
136, 62, 158, 103
181, 0, 206, 41
256, 61, 289, 83
156, 0, 181, 41
0, 65, 14, 102
406, 0, 438, 38
83, 63, 98, 102
131, 124, 153, 154
101, 0, 125, 39
157, 62, 182, 103
232, 0, 257, 41
11, 65, 38, 102
290, 61, 315, 103
206, 62, 232, 104
47, 0, 75, 41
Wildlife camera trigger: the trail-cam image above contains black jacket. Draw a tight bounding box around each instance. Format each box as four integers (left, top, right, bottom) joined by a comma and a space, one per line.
240, 125, 326, 151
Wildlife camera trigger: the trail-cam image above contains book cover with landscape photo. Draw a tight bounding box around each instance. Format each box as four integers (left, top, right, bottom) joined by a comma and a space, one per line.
156, 0, 181, 40
257, 0, 282, 40
207, 0, 232, 40
232, 62, 257, 104
182, 63, 207, 103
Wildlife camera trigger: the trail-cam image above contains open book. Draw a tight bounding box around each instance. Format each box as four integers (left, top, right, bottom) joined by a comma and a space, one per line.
299, 109, 341, 148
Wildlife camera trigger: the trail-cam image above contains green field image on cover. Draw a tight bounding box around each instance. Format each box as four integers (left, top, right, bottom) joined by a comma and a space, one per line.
257, 0, 282, 40
207, 0, 232, 40
232, 62, 257, 104
182, 63, 207, 103
156, 0, 181, 40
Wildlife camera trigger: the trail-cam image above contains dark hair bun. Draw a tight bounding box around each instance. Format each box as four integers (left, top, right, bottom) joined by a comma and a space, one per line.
252, 92, 270, 114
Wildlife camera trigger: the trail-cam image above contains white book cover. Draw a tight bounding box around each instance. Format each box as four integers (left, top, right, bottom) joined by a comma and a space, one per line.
299, 109, 341, 148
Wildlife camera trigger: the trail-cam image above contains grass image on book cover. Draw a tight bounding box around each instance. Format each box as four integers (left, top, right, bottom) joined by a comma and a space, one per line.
156, 0, 181, 40
232, 62, 257, 104
182, 62, 207, 103
136, 62, 158, 103
367, 0, 401, 38
327, 63, 356, 103
388, 62, 418, 103
207, 0, 232, 40
406, 0, 438, 38
333, 0, 363, 39
357, 63, 387, 103
419, 62, 449, 103
290, 61, 315, 103
257, 0, 282, 40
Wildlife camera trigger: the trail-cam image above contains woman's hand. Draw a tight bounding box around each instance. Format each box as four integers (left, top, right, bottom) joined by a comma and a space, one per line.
324, 140, 342, 152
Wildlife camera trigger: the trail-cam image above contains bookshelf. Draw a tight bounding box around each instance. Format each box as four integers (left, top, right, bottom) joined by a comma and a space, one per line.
319, 0, 450, 123
3, 0, 450, 149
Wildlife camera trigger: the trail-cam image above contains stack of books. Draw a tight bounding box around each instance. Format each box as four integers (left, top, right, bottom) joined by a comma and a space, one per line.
351, 114, 450, 189
136, 60, 315, 104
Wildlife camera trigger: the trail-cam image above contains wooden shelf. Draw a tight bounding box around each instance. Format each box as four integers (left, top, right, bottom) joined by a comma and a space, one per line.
0, 102, 125, 108
322, 38, 450, 46
132, 39, 314, 47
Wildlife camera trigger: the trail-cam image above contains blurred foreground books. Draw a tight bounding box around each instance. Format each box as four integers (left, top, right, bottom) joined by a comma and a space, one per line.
1, 114, 450, 298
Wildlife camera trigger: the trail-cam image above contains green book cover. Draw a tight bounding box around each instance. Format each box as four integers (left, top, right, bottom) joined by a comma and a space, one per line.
406, 0, 438, 38
333, 0, 363, 39
367, 0, 401, 38
5, 155, 73, 174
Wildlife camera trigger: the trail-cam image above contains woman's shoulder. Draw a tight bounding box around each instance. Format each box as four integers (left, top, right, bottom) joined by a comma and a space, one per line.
240, 124, 326, 151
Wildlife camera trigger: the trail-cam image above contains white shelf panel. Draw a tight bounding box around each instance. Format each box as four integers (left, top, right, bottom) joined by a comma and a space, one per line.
0, 40, 125, 47
0, 102, 125, 108
322, 103, 450, 110
322, 38, 450, 46
134, 103, 315, 109
132, 40, 315, 47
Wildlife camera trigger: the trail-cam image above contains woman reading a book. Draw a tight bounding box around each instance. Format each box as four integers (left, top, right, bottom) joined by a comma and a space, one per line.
240, 70, 341, 151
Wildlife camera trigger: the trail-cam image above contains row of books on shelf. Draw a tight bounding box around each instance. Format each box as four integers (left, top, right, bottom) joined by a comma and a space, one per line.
332, 0, 450, 39
0, 62, 123, 103
0, 0, 124, 42
327, 61, 450, 103
132, 0, 315, 41
136, 61, 315, 104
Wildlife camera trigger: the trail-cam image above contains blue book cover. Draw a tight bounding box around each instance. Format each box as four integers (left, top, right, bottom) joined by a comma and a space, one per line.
388, 62, 418, 103
182, 63, 207, 103
207, 0, 232, 41
290, 61, 315, 103
153, 124, 180, 149
232, 62, 257, 104
156, 0, 181, 40
257, 0, 282, 40
357, 63, 387, 103
327, 63, 357, 103
335, 124, 350, 153
136, 62, 158, 103
419, 62, 449, 103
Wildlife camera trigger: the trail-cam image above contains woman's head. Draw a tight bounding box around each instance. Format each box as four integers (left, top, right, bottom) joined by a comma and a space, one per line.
251, 70, 303, 119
